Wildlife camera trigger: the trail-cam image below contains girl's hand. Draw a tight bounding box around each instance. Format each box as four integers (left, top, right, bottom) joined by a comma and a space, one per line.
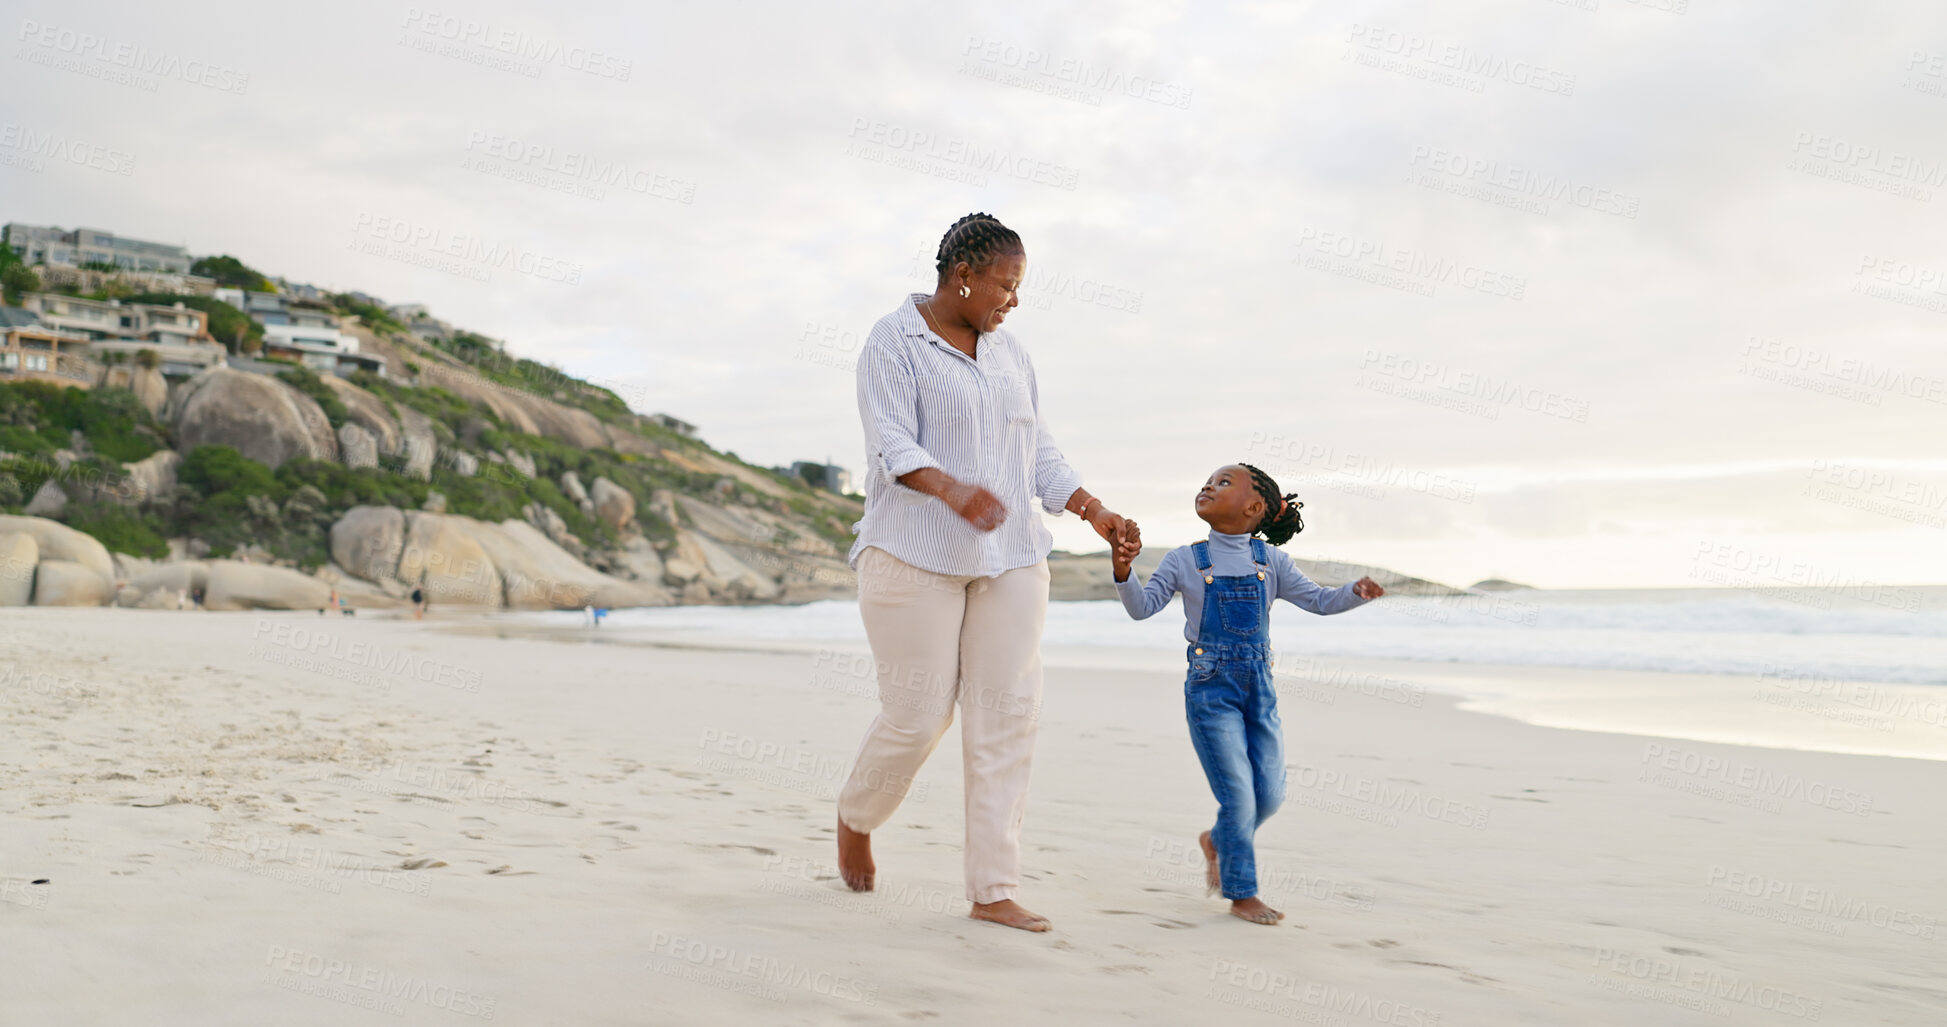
1353, 576, 1385, 600
1111, 521, 1142, 581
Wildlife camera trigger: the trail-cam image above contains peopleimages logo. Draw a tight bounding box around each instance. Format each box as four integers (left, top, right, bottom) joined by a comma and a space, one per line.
846, 118, 1080, 191
462, 130, 695, 204
1346, 24, 1576, 96
15, 19, 250, 94
1407, 145, 1639, 218
0, 123, 135, 176
399, 8, 632, 80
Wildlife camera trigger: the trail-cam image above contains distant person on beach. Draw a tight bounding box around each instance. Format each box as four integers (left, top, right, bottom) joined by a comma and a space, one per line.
1113, 464, 1384, 924
411, 586, 425, 620
836, 212, 1135, 933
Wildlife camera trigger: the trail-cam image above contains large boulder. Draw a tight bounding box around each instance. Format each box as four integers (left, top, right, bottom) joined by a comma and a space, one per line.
522, 502, 581, 552
613, 536, 664, 584
311, 563, 410, 608
488, 519, 670, 608
504, 449, 536, 478
0, 515, 114, 583
100, 365, 169, 416
561, 471, 589, 505
590, 477, 636, 531
24, 480, 66, 517
122, 450, 180, 505
32, 559, 111, 606
446, 450, 479, 476
398, 512, 502, 606
411, 356, 610, 448
667, 529, 780, 601
202, 560, 332, 611
116, 561, 210, 609
447, 518, 592, 609
0, 532, 37, 605
111, 551, 158, 583
167, 367, 338, 469
337, 422, 379, 470
396, 407, 437, 480
319, 374, 402, 456
330, 506, 406, 583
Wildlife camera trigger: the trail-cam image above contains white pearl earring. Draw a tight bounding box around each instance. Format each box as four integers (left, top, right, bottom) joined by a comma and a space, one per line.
958, 285, 970, 298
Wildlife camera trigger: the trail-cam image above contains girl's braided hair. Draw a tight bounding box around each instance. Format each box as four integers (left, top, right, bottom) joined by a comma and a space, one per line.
1238, 462, 1305, 545
935, 212, 1024, 282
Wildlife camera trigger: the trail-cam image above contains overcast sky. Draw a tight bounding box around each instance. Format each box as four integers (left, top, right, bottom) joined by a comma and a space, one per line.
7, 0, 1946, 588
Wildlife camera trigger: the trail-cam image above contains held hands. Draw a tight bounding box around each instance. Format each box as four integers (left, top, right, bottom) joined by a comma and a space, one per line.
1083, 504, 1129, 546
1110, 519, 1143, 582
1353, 576, 1386, 600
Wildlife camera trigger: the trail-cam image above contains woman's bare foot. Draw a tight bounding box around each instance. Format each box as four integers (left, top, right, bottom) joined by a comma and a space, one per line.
969, 899, 1051, 932
836, 817, 874, 892
1199, 831, 1219, 895
1230, 897, 1284, 925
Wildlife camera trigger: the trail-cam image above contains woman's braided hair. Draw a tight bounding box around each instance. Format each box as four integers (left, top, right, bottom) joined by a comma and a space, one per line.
935, 212, 1023, 283
1238, 462, 1305, 545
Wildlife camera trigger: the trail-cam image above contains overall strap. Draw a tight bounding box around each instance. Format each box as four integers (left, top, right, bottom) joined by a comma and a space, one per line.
1191, 541, 1212, 571
1249, 537, 1268, 566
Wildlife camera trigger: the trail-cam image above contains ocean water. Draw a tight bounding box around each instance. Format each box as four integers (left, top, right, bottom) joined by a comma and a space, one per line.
536, 587, 1947, 687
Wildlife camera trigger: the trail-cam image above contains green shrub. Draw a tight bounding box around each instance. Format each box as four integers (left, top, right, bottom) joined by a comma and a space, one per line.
65, 502, 170, 558
180, 444, 279, 496
331, 294, 406, 336
0, 381, 160, 462
189, 255, 272, 291
276, 366, 350, 429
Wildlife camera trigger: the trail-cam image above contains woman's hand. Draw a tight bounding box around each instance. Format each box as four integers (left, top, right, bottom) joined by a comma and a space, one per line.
1084, 505, 1128, 545
1353, 576, 1386, 600
942, 480, 1009, 532
898, 468, 1009, 532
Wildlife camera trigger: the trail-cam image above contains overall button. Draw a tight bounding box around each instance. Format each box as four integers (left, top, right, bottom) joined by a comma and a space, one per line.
1204, 575, 1214, 584
1193, 647, 1203, 655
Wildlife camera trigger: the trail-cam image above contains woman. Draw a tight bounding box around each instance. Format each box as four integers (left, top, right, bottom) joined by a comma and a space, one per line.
836, 213, 1131, 933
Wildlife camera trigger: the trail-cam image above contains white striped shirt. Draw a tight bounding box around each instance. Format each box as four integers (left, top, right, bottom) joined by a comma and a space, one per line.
847, 293, 1084, 577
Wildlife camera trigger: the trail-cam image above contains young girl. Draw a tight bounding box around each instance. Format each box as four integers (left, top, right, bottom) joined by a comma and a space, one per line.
1113, 463, 1384, 924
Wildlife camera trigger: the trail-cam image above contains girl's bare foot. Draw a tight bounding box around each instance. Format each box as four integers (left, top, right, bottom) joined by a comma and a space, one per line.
1199, 831, 1219, 895
1230, 897, 1284, 925
836, 817, 874, 892
970, 899, 1051, 932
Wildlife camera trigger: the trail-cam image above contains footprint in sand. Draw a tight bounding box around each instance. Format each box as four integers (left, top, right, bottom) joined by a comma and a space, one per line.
1399, 960, 1501, 985
1100, 910, 1197, 930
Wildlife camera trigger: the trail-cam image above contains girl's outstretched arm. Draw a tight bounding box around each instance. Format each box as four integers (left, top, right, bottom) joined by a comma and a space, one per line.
1271, 550, 1375, 614
1115, 547, 1181, 620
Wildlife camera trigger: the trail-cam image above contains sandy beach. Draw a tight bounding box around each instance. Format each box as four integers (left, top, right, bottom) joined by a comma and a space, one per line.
2, 606, 1941, 1025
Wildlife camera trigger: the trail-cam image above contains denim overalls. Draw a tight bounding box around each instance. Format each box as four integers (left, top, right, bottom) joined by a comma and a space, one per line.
1185, 538, 1285, 900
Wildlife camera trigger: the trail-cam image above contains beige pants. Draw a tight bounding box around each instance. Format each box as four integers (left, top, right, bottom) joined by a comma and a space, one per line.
837, 546, 1050, 904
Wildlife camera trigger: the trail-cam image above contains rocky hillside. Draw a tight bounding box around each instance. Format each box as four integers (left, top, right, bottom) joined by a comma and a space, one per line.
0, 291, 862, 610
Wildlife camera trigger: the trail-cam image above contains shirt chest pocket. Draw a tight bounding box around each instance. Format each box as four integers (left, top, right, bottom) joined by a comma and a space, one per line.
996, 374, 1035, 429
